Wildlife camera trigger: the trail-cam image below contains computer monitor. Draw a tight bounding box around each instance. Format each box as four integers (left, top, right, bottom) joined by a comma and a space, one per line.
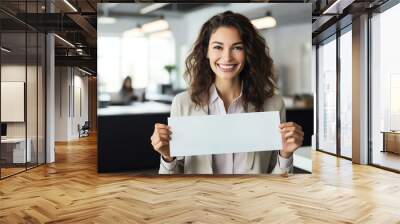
1, 123, 7, 137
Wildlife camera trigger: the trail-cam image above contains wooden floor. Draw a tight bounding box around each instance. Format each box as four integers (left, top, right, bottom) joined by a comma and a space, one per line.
0, 167, 26, 178
372, 150, 400, 171
1, 135, 400, 223
1, 163, 45, 178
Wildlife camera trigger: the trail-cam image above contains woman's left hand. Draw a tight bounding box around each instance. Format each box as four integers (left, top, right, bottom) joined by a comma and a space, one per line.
279, 122, 304, 158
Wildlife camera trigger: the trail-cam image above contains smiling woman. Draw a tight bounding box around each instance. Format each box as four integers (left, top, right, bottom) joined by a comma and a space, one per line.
150, 11, 305, 174
185, 11, 276, 113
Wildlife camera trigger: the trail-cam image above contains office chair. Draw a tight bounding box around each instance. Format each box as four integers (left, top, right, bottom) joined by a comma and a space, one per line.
78, 121, 90, 138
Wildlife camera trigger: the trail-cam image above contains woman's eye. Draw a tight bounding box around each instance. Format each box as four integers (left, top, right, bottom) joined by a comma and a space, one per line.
233, 46, 243, 51
213, 46, 222, 50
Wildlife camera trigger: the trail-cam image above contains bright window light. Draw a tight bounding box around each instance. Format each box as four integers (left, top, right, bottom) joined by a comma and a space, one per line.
54, 34, 75, 48
123, 27, 143, 37
98, 16, 117, 25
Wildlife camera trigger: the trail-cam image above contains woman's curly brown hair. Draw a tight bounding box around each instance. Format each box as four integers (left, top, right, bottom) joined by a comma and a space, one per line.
185, 10, 277, 112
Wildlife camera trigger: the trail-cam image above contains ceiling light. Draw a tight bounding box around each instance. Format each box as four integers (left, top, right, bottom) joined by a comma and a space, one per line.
54, 34, 75, 48
251, 12, 277, 29
63, 0, 78, 12
140, 3, 170, 14
1, 47, 11, 53
124, 26, 143, 37
149, 30, 173, 39
98, 16, 117, 24
142, 18, 169, 33
323, 0, 354, 14
78, 67, 92, 76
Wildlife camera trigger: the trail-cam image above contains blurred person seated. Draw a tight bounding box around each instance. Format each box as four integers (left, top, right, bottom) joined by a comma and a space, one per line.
113, 76, 138, 105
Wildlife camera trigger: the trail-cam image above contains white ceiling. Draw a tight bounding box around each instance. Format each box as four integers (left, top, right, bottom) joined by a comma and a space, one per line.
98, 3, 311, 34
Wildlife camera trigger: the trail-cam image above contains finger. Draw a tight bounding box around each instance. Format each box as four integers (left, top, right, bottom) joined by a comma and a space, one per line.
280, 126, 303, 134
153, 134, 171, 145
284, 131, 295, 139
152, 134, 166, 146
280, 124, 303, 132
286, 137, 296, 144
152, 134, 161, 144
157, 128, 172, 135
158, 133, 171, 140
286, 137, 303, 146
151, 137, 159, 148
285, 129, 304, 137
291, 123, 302, 131
150, 131, 162, 141
279, 122, 295, 128
280, 126, 296, 132
280, 122, 302, 131
284, 132, 303, 141
283, 135, 302, 146
150, 134, 155, 142
155, 123, 170, 129
281, 129, 304, 138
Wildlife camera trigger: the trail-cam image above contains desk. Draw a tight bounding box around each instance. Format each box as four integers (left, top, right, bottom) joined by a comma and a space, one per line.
381, 131, 400, 154
98, 102, 171, 172
145, 93, 174, 104
1, 138, 31, 163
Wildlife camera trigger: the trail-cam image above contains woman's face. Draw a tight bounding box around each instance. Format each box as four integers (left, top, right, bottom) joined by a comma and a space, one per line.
207, 26, 245, 82
124, 79, 131, 88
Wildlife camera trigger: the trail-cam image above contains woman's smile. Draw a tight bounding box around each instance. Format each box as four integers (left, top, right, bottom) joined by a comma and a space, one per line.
216, 63, 239, 73
207, 26, 245, 81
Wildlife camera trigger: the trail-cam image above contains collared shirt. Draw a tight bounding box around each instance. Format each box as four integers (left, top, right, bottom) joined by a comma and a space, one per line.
162, 84, 293, 174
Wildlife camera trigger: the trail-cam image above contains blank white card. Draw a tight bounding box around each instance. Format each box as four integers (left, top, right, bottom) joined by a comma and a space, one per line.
168, 111, 282, 157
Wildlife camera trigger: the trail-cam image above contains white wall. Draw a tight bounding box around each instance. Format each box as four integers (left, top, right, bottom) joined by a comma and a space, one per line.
1, 63, 46, 163
55, 67, 89, 141
1, 65, 37, 137
55, 66, 68, 141
262, 23, 312, 95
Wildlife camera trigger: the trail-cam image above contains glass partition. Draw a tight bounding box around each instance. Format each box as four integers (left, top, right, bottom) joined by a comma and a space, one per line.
317, 36, 337, 155
1, 30, 28, 177
339, 28, 352, 158
371, 3, 400, 171
0, 1, 46, 179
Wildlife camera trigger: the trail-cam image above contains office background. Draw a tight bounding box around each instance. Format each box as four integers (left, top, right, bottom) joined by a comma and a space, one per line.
0, 1, 97, 179
0, 2, 46, 178
314, 1, 400, 171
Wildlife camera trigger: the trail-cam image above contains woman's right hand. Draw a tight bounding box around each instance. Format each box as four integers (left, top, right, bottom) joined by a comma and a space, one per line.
150, 123, 174, 162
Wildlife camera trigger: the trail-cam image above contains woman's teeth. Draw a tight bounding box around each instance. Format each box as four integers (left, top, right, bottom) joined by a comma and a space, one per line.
217, 64, 236, 72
